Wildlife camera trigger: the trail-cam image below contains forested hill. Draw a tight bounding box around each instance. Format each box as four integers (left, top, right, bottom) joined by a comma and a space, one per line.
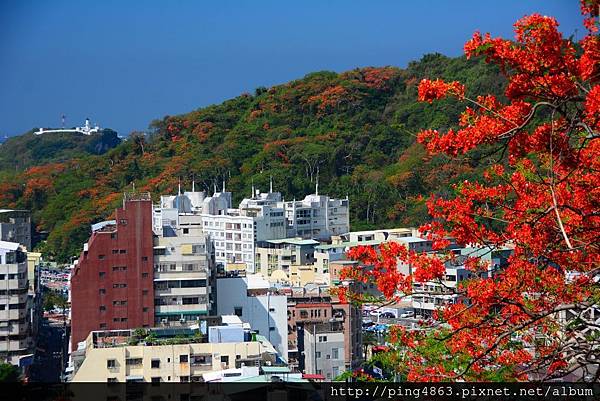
0, 53, 506, 261
0, 128, 121, 171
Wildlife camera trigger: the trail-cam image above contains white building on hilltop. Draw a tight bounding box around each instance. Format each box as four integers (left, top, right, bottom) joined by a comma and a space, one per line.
34, 118, 102, 136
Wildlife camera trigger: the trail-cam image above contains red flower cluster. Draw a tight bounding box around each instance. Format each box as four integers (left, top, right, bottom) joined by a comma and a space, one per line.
417, 79, 465, 103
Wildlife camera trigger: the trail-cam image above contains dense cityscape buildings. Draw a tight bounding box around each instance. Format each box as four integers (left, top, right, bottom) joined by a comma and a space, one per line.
2, 186, 513, 382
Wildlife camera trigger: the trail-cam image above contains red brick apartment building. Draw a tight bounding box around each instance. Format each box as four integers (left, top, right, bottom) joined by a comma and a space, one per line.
70, 193, 155, 349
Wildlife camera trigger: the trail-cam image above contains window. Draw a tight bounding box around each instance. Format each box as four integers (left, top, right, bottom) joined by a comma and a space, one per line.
319, 335, 327, 342
142, 256, 148, 261
99, 272, 106, 278
107, 359, 117, 368
112, 249, 119, 254
142, 272, 149, 278
183, 228, 189, 234
151, 359, 160, 369
142, 290, 149, 295
315, 351, 321, 358
220, 355, 229, 364
113, 283, 127, 288
100, 323, 107, 329
151, 377, 161, 384
332, 348, 339, 359
99, 255, 106, 260
99, 305, 106, 311
143, 307, 149, 312
179, 355, 188, 363
180, 376, 189, 383
182, 297, 199, 305
111, 233, 117, 239
107, 378, 118, 383
99, 289, 106, 295
126, 358, 142, 366
234, 307, 243, 317
119, 219, 127, 225
119, 249, 127, 254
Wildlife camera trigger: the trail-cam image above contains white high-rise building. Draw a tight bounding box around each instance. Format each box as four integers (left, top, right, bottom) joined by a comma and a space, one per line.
0, 241, 32, 366
283, 194, 349, 240
153, 221, 216, 326
153, 184, 286, 273
153, 182, 350, 273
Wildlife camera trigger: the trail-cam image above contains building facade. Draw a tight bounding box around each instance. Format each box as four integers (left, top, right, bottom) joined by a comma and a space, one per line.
153, 188, 287, 273
254, 238, 318, 281
0, 209, 31, 251
287, 294, 362, 375
216, 274, 288, 358
70, 193, 155, 349
0, 241, 32, 365
303, 323, 346, 380
153, 230, 217, 325
70, 326, 279, 382
284, 195, 349, 240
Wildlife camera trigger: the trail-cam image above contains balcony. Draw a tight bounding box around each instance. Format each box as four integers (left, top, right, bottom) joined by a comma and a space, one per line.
155, 304, 208, 314
154, 287, 208, 297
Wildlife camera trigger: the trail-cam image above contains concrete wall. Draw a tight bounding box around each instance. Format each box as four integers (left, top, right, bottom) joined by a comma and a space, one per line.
216, 277, 287, 358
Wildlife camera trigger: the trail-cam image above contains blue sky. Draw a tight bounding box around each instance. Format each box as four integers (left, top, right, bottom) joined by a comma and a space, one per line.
0, 0, 584, 137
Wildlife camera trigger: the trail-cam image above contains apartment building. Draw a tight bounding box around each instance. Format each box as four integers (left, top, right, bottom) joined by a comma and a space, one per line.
153, 231, 217, 326
284, 194, 349, 240
153, 187, 287, 273
254, 238, 318, 281
70, 193, 155, 350
216, 274, 288, 359
0, 241, 32, 365
303, 322, 346, 380
287, 293, 361, 375
70, 324, 280, 382
0, 209, 32, 251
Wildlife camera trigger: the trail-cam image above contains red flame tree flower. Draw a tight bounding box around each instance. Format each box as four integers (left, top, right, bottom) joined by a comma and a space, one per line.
341, 2, 600, 381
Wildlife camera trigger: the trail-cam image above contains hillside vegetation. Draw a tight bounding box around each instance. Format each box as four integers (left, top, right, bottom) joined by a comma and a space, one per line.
0, 129, 121, 171
0, 53, 507, 261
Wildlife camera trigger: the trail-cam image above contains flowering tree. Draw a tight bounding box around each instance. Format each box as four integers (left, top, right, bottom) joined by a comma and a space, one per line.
341, 2, 600, 381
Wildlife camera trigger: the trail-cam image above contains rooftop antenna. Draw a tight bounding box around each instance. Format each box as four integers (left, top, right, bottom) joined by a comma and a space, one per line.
213, 182, 217, 195
315, 172, 319, 196
192, 178, 195, 192
61, 114, 66, 129
251, 178, 255, 198
132, 182, 136, 192
178, 177, 182, 196
270, 176, 273, 193
222, 179, 226, 193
